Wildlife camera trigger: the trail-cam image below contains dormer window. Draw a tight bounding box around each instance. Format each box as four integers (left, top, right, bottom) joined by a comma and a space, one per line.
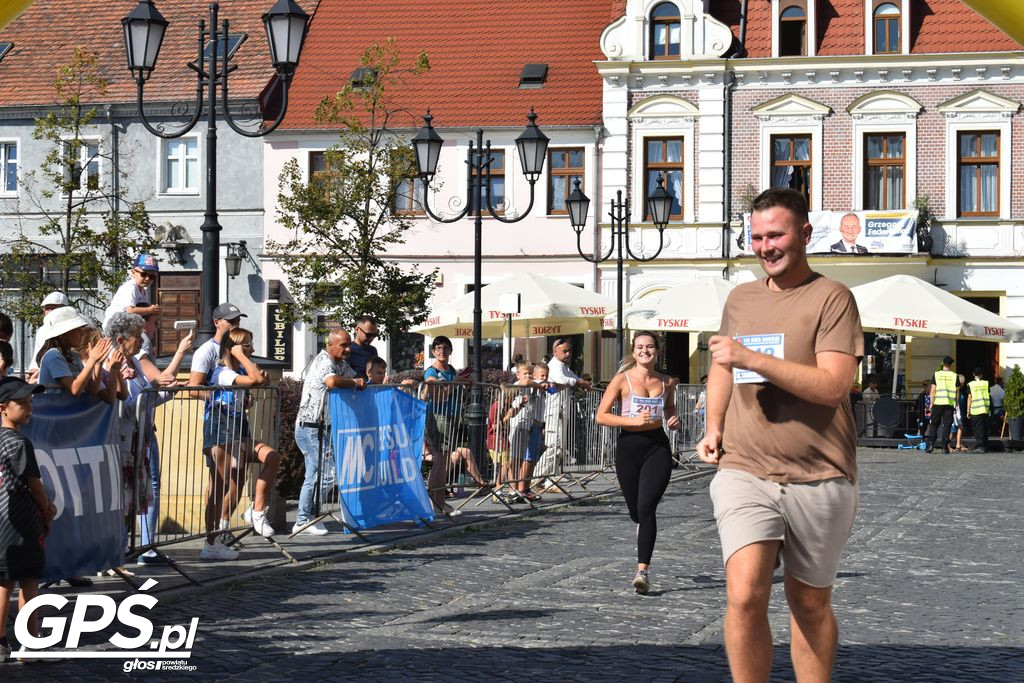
873, 3, 900, 54
650, 3, 681, 60
779, 5, 806, 56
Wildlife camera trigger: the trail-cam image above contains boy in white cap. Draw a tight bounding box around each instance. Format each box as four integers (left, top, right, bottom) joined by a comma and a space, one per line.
103, 254, 161, 327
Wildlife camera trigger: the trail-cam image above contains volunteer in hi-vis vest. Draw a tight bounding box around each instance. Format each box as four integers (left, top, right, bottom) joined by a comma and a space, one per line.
966, 368, 991, 453
926, 356, 958, 453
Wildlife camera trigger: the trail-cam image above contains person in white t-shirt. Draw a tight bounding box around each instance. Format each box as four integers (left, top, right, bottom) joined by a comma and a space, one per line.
188, 303, 246, 387
103, 254, 161, 327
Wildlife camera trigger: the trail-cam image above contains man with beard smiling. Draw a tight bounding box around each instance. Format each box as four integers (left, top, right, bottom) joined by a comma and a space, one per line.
698, 188, 863, 683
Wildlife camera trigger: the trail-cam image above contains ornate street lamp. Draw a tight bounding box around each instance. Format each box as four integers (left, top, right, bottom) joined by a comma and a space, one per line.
568, 177, 674, 361
122, 0, 309, 342
411, 109, 549, 477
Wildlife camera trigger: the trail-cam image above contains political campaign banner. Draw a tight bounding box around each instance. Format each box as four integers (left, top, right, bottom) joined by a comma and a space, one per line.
21, 392, 125, 581
329, 387, 433, 530
742, 210, 918, 255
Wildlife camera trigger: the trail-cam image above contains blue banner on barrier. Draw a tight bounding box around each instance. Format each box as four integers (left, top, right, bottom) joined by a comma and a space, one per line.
329, 387, 434, 529
21, 393, 125, 581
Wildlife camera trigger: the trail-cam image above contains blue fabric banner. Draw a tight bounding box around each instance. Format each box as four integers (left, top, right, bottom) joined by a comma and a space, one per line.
328, 387, 433, 529
21, 393, 125, 581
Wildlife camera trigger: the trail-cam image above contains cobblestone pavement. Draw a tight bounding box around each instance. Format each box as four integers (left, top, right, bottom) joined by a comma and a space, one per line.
4, 449, 1022, 681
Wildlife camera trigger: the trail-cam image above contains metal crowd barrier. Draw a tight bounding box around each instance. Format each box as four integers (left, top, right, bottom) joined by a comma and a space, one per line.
131, 384, 282, 582
853, 396, 922, 441
671, 383, 705, 467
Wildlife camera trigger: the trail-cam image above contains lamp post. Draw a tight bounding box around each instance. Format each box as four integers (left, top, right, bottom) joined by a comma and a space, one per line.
122, 0, 309, 343
566, 178, 674, 362
411, 109, 549, 468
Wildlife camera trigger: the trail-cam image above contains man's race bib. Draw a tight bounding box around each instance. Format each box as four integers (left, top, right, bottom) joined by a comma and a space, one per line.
733, 334, 785, 384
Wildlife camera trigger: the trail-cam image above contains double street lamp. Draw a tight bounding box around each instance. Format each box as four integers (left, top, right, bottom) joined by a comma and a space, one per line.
566, 179, 674, 362
122, 0, 309, 343
411, 110, 549, 466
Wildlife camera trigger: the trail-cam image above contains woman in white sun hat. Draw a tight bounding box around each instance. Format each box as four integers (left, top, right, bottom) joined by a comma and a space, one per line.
35, 307, 123, 403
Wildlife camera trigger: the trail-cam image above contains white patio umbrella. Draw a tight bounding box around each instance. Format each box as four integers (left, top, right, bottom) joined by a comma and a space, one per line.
604, 278, 736, 332
411, 272, 613, 338
850, 274, 1024, 393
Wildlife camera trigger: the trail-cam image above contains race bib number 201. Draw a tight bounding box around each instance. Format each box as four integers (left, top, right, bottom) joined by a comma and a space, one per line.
733, 333, 784, 384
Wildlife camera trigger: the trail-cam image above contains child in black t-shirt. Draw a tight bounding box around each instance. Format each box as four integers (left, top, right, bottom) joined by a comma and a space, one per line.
0, 377, 56, 661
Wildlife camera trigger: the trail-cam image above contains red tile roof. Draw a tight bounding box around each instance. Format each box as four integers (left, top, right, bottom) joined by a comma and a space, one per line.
711, 0, 1021, 57
280, 0, 626, 130
0, 0, 315, 108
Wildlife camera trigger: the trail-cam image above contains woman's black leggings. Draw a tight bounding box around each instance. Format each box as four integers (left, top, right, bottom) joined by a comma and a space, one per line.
615, 428, 672, 566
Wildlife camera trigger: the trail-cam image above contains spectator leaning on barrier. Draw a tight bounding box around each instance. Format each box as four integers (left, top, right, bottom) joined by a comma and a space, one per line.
189, 303, 245, 387
102, 312, 154, 577
294, 329, 364, 536
0, 376, 55, 662
201, 328, 281, 560
36, 307, 123, 404
534, 338, 591, 487
132, 304, 194, 567
422, 335, 487, 516
348, 315, 380, 378
103, 254, 161, 328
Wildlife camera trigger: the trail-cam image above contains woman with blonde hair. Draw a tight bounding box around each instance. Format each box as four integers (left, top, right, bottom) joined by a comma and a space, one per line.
596, 331, 679, 594
201, 328, 281, 561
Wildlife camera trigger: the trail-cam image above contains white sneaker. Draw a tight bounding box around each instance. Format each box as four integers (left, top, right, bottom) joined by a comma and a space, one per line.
291, 520, 328, 536
242, 503, 253, 524
252, 507, 274, 537
200, 538, 239, 561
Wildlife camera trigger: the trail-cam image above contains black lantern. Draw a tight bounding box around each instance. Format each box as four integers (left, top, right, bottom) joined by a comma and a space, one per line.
566, 178, 590, 233
225, 251, 242, 277
262, 0, 309, 74
514, 108, 549, 183
412, 111, 444, 180
647, 174, 674, 228
122, 0, 168, 80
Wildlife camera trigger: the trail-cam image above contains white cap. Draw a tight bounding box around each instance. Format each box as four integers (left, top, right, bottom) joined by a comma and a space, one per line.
41, 292, 71, 308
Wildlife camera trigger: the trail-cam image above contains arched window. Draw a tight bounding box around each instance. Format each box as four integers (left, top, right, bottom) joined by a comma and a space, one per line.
873, 3, 900, 54
779, 5, 806, 56
650, 3, 681, 60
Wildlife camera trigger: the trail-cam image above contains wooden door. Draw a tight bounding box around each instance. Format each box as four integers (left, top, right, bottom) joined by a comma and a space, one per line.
156, 273, 201, 357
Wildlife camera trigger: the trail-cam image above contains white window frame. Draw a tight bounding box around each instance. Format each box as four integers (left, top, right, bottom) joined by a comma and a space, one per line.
628, 95, 697, 225
753, 94, 829, 211
848, 92, 921, 210
771, 0, 816, 58
864, 0, 910, 56
60, 136, 103, 196
0, 138, 18, 196
158, 136, 201, 195
937, 90, 1019, 220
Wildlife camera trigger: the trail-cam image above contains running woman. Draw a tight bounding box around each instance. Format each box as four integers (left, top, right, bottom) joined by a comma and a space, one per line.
596, 332, 680, 594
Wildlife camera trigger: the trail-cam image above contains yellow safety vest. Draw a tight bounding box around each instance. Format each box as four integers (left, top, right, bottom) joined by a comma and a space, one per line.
933, 370, 957, 406
968, 379, 990, 415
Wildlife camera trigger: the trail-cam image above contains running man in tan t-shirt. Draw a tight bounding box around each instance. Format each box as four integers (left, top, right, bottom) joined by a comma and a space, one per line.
698, 188, 863, 683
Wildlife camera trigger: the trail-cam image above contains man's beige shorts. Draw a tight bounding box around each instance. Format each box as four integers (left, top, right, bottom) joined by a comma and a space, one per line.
709, 468, 858, 588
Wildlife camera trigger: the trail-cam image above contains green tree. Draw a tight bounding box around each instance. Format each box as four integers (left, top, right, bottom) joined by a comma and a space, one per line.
268, 40, 436, 337
0, 48, 157, 327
